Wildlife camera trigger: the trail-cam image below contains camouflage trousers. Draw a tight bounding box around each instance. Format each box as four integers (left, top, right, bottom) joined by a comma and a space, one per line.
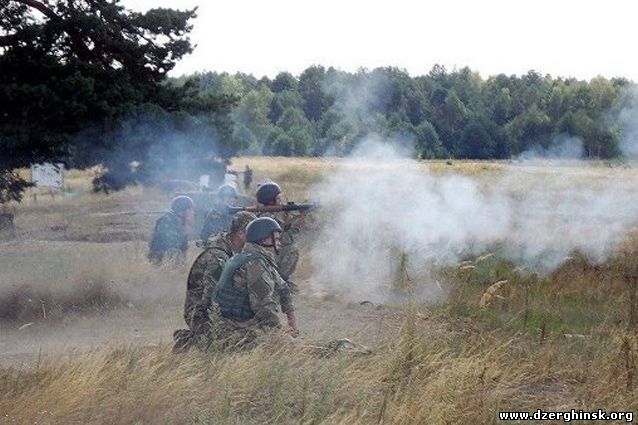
173, 304, 280, 353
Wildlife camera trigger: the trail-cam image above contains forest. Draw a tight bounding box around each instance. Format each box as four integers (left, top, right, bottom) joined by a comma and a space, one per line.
2, 0, 637, 197
173, 66, 633, 160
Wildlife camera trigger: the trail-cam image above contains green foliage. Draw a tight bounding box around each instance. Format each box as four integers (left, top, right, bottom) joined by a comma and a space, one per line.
0, 0, 241, 197
3, 2, 634, 204
436, 250, 631, 337
298, 65, 333, 121
0, 170, 32, 204
457, 120, 495, 159
180, 65, 629, 161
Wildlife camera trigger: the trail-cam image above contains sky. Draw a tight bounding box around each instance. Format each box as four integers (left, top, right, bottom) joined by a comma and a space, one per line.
123, 0, 638, 81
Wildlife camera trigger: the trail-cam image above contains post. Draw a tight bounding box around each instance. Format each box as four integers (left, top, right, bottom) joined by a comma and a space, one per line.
0, 213, 16, 238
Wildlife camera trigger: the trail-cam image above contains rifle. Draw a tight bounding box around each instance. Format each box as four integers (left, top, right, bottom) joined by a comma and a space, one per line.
226, 202, 320, 214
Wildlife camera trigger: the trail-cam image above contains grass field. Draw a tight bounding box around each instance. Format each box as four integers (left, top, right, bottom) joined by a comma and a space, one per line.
1, 157, 638, 424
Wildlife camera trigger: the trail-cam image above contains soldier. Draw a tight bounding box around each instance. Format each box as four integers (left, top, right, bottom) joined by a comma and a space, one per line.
243, 165, 253, 191
255, 182, 301, 287
184, 211, 256, 336
200, 184, 237, 240
213, 217, 298, 348
148, 196, 193, 264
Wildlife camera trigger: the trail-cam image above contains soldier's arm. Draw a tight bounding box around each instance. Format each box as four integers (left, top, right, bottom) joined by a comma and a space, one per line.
275, 275, 298, 335
277, 279, 295, 315
246, 259, 282, 329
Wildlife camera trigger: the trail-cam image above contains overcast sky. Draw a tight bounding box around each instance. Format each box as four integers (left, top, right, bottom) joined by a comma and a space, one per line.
124, 0, 638, 81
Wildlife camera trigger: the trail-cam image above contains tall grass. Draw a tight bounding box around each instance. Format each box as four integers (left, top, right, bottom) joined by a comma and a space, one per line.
3, 159, 638, 423
2, 306, 637, 424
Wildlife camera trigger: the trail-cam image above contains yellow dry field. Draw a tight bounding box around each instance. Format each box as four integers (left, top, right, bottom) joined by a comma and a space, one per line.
1, 157, 638, 424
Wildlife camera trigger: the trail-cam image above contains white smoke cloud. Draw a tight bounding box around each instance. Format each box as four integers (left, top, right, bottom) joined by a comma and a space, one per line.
517, 134, 584, 161
615, 85, 638, 159
309, 138, 638, 302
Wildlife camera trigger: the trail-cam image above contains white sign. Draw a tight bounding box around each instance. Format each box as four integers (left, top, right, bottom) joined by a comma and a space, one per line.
199, 174, 210, 190
224, 173, 238, 187
31, 163, 64, 188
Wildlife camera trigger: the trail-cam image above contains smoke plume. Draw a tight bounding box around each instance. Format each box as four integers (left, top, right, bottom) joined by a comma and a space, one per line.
516, 134, 584, 161
309, 139, 638, 302
614, 85, 638, 159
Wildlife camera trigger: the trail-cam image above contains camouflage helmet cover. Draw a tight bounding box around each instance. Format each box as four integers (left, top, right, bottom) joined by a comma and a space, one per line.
230, 211, 257, 233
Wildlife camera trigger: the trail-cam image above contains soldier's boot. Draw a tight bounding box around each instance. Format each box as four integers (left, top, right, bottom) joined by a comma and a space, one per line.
172, 329, 195, 354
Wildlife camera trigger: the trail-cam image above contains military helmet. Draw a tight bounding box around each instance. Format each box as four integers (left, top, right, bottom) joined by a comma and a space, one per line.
170, 195, 194, 213
246, 217, 282, 243
256, 182, 281, 205
230, 211, 257, 233
217, 184, 237, 199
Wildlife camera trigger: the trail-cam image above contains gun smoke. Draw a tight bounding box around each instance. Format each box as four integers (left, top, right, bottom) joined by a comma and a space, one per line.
614, 84, 638, 159
309, 139, 638, 302
516, 134, 584, 161
71, 107, 229, 192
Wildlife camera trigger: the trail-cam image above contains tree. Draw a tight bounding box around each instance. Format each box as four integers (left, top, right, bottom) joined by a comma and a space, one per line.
264, 127, 295, 156
504, 105, 552, 155
233, 85, 274, 142
414, 121, 446, 159
271, 71, 297, 93
298, 65, 333, 121
275, 107, 315, 155
456, 120, 496, 159
0, 0, 218, 197
268, 90, 304, 124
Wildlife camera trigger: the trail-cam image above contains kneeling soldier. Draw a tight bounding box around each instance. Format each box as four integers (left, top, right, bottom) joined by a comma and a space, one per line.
213, 217, 298, 348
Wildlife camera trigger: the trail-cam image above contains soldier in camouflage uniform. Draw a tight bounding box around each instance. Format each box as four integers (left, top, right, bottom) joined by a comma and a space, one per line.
255, 182, 301, 286
199, 184, 237, 241
148, 196, 194, 264
212, 217, 298, 349
184, 211, 256, 336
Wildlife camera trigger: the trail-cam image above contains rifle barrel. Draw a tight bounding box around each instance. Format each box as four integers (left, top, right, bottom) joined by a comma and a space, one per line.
226, 202, 320, 214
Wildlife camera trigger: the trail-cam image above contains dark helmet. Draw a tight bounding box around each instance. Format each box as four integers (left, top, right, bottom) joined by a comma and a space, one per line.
170, 196, 194, 213
246, 217, 282, 244
256, 182, 281, 205
230, 211, 257, 233
217, 184, 237, 199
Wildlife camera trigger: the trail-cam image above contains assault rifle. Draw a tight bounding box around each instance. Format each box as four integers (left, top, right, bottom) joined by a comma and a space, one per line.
226, 202, 320, 214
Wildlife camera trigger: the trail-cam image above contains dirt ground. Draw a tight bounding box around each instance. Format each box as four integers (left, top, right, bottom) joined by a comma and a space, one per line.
0, 215, 402, 369
2, 157, 636, 368
0, 295, 402, 367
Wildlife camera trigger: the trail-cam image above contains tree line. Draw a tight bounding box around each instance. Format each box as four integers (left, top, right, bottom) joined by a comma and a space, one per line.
1, 0, 635, 201
174, 66, 633, 160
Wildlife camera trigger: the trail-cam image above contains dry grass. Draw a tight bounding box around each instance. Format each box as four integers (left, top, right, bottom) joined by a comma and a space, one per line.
2, 312, 637, 424
2, 158, 638, 424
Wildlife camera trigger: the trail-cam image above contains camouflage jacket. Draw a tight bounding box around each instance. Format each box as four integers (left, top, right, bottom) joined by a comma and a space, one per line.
148, 211, 188, 263
219, 242, 294, 329
257, 211, 300, 281
185, 233, 233, 333
200, 202, 233, 240
257, 211, 300, 246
